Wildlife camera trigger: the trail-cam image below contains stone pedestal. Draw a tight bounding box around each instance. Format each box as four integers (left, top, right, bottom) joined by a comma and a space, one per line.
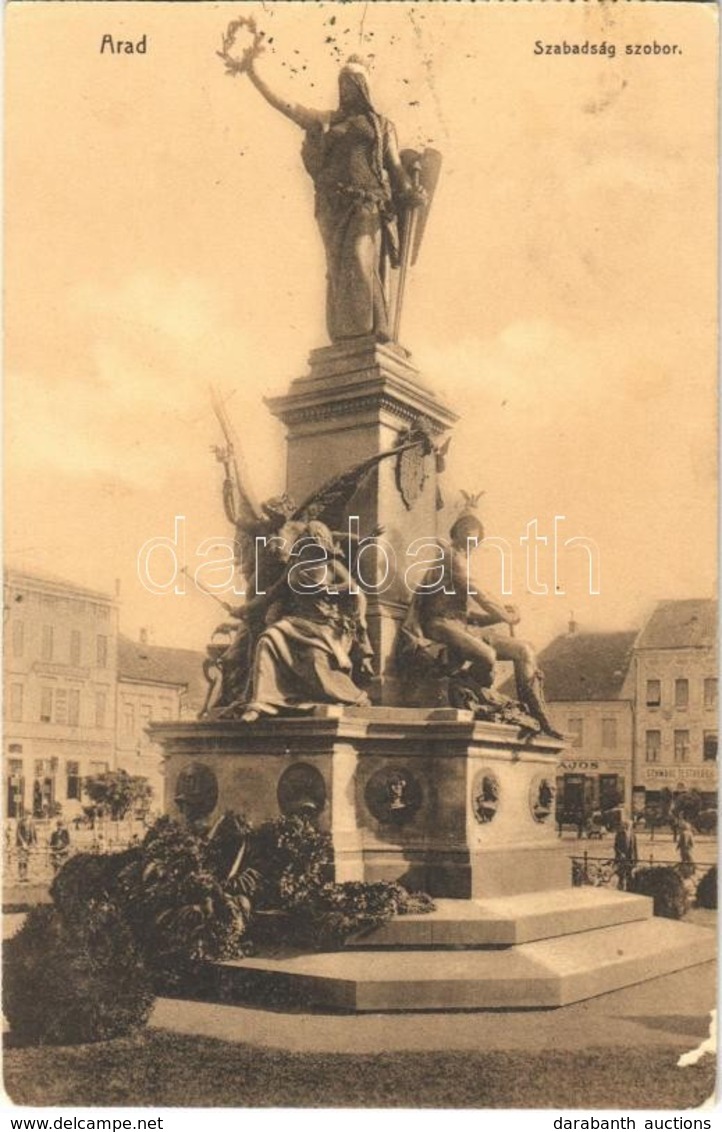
265, 339, 457, 704
155, 707, 565, 899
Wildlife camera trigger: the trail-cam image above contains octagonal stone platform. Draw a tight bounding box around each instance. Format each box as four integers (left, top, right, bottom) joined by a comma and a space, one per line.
215, 891, 715, 1012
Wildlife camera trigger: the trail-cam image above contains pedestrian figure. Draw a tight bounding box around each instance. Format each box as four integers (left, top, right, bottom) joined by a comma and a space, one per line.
15, 812, 37, 883
49, 819, 71, 872
614, 817, 638, 891
676, 819, 695, 878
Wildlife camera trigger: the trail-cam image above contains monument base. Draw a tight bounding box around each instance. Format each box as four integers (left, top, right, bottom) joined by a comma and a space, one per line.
214, 891, 715, 1012
155, 707, 565, 899
153, 708, 715, 1013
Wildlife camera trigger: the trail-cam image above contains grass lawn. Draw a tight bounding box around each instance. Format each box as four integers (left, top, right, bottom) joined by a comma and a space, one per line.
4, 1030, 716, 1109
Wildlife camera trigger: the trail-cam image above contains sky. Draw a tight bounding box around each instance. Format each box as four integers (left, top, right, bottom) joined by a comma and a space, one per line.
4, 0, 718, 654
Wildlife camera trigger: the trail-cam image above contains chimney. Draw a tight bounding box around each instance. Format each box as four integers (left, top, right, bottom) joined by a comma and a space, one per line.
139, 627, 148, 645
568, 612, 578, 635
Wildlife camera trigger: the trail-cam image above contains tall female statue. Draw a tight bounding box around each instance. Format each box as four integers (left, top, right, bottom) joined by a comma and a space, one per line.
221, 23, 426, 343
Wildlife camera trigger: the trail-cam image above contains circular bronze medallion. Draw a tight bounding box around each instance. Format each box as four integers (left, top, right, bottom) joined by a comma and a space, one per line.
365, 767, 423, 825
174, 763, 218, 822
277, 762, 327, 818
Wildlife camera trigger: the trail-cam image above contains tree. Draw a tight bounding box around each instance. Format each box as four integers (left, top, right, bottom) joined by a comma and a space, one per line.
672, 789, 703, 827
84, 769, 152, 821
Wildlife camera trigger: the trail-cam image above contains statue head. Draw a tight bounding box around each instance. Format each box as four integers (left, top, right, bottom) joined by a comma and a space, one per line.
338, 55, 373, 113
450, 512, 484, 550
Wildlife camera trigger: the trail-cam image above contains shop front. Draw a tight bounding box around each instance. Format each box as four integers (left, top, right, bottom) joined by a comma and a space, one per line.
556, 757, 629, 827
638, 763, 718, 809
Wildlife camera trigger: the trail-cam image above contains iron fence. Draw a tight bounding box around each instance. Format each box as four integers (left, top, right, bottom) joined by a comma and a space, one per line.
570, 850, 699, 887
4, 819, 147, 886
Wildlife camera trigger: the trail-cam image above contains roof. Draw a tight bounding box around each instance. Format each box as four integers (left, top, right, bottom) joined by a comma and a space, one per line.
535, 630, 639, 702
117, 636, 207, 707
635, 599, 717, 651
4, 567, 116, 606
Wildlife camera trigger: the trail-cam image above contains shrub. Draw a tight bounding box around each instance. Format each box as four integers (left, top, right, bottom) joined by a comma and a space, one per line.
50, 847, 141, 916
49, 815, 260, 990
246, 816, 435, 948
83, 769, 152, 820
45, 812, 434, 989
310, 881, 435, 945
673, 789, 703, 827
695, 809, 718, 836
249, 880, 435, 950
110, 816, 258, 985
629, 866, 689, 920
250, 815, 334, 909
3, 903, 153, 1046
696, 865, 718, 910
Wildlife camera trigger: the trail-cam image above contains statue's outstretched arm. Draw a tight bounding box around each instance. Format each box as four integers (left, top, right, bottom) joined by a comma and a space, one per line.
248, 60, 328, 131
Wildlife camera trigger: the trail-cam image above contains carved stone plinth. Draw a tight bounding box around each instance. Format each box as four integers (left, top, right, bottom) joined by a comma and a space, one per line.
154, 706, 565, 899
156, 711, 715, 1014
265, 339, 458, 704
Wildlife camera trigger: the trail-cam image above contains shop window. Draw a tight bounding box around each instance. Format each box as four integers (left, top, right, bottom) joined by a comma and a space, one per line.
33, 775, 55, 818
599, 774, 623, 812
704, 678, 718, 709
673, 730, 690, 764
703, 732, 718, 762
67, 760, 81, 800
567, 718, 583, 748
645, 730, 661, 763
7, 760, 25, 819
601, 717, 617, 749
674, 679, 689, 709
646, 679, 661, 707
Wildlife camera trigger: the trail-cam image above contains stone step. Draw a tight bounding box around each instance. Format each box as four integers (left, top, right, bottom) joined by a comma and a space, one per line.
219, 919, 715, 1012
345, 888, 653, 948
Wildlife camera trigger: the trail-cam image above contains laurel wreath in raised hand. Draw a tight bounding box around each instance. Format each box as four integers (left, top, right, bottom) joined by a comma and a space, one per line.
216, 16, 265, 76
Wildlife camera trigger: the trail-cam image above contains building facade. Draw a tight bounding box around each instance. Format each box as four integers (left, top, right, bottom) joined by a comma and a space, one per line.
540, 601, 718, 823
539, 629, 638, 820
3, 569, 118, 818
3, 571, 207, 817
117, 632, 207, 804
631, 599, 717, 810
